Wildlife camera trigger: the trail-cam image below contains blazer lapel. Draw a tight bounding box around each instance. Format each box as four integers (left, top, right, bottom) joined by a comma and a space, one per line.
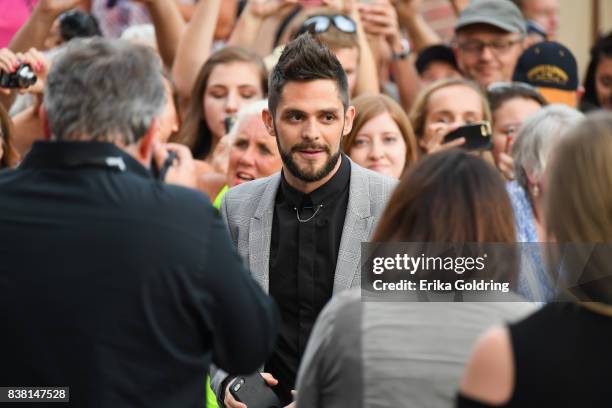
248, 174, 281, 293
333, 162, 373, 293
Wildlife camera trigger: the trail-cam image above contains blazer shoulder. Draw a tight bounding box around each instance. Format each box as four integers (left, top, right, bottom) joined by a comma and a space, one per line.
222, 173, 280, 215
224, 173, 279, 200
351, 163, 397, 202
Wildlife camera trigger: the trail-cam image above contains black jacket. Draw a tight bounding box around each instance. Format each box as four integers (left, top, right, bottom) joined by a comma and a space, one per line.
0, 141, 278, 407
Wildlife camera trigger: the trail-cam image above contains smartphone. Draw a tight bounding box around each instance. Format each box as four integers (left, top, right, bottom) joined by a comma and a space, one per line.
224, 116, 237, 134
229, 373, 283, 408
444, 121, 493, 150
151, 151, 177, 181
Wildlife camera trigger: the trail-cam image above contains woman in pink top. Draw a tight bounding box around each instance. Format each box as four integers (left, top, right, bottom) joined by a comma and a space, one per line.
0, 0, 38, 47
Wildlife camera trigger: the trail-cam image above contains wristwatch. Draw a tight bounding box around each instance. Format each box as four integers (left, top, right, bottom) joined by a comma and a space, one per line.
392, 38, 412, 61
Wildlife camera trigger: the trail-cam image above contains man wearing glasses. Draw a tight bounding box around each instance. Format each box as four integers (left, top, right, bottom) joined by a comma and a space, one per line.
453, 0, 527, 87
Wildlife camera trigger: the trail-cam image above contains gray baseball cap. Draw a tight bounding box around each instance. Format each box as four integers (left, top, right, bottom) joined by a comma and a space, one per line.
455, 0, 527, 35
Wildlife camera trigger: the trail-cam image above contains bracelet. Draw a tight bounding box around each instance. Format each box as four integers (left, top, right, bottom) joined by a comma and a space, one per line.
392, 38, 412, 61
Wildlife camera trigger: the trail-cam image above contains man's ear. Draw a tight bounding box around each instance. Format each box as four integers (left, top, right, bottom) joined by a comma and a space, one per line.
138, 118, 158, 162
262, 108, 275, 137
39, 105, 50, 140
342, 105, 356, 136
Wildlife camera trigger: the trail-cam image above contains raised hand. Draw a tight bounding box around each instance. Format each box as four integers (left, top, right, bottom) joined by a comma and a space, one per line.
358, 0, 401, 47
248, 0, 299, 19
321, 0, 355, 14
15, 48, 50, 94
420, 123, 466, 154
0, 48, 50, 95
37, 0, 83, 17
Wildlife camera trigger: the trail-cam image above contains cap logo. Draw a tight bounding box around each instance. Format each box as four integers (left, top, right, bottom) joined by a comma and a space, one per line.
527, 65, 568, 85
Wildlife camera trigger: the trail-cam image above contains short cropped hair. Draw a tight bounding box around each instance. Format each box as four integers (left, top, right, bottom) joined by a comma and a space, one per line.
44, 38, 166, 144
268, 32, 349, 116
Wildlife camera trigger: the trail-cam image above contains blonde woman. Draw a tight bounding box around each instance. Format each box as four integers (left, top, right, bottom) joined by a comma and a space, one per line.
409, 78, 492, 155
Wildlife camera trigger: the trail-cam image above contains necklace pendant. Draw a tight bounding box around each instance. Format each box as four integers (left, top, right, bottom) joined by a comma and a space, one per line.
294, 204, 324, 223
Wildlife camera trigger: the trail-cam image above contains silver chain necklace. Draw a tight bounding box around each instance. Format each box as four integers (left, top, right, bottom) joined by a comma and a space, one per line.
293, 204, 324, 223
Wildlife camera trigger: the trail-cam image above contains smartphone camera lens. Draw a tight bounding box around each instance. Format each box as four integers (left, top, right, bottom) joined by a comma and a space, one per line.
232, 378, 245, 392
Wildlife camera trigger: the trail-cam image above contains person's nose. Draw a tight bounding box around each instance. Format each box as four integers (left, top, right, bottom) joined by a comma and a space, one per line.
301, 118, 321, 141
224, 91, 239, 115
479, 45, 495, 61
447, 120, 463, 134
237, 144, 256, 168
368, 138, 385, 160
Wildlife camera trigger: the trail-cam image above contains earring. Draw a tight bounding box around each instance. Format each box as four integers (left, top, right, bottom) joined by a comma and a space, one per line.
532, 185, 540, 198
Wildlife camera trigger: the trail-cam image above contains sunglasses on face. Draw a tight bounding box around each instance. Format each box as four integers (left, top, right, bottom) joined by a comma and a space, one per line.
294, 14, 357, 39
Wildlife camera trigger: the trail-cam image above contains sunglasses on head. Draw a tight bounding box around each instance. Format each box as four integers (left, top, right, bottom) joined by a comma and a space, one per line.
294, 14, 357, 39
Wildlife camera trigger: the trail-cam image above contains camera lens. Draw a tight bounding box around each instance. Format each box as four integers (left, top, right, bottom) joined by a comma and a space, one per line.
16, 64, 37, 88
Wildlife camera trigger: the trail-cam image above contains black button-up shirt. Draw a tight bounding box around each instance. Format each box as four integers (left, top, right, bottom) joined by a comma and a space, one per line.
266, 154, 351, 398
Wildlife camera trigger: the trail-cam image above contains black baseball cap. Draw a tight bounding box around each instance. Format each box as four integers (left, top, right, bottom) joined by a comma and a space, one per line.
415, 45, 459, 75
513, 41, 579, 107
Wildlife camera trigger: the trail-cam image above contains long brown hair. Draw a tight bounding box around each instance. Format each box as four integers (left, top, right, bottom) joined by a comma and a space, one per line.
545, 112, 612, 303
372, 149, 515, 243
546, 112, 612, 242
344, 93, 418, 172
0, 105, 19, 169
173, 46, 268, 160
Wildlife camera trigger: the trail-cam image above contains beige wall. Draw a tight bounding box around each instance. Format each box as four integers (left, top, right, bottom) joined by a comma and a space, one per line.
557, 0, 612, 82
603, 0, 612, 35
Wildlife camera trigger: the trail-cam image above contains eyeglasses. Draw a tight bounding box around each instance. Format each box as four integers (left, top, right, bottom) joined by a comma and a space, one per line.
456, 38, 523, 56
294, 14, 357, 38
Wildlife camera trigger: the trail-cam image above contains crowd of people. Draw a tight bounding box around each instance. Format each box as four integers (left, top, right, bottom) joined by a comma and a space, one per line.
0, 0, 612, 407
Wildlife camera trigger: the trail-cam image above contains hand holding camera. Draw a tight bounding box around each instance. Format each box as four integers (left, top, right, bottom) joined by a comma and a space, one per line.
0, 48, 50, 94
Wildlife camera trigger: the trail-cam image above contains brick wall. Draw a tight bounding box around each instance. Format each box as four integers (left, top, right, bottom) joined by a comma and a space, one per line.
421, 0, 458, 43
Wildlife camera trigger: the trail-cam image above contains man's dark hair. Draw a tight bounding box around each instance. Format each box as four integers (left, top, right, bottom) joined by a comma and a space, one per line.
487, 82, 547, 113
268, 32, 349, 116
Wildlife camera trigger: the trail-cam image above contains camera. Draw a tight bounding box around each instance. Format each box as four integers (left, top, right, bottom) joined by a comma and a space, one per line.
0, 64, 37, 89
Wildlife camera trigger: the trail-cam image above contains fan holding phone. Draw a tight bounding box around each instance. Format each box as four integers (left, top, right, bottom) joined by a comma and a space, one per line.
409, 78, 493, 155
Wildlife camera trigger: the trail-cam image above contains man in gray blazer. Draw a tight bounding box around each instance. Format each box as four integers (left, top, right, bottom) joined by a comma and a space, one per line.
215, 33, 397, 407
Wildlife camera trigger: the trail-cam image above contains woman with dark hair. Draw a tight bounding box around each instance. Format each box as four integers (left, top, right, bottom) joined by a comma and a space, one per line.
580, 31, 612, 112
172, 46, 268, 174
296, 150, 534, 408
0, 104, 19, 169
44, 10, 102, 50
458, 112, 612, 408
486, 82, 547, 180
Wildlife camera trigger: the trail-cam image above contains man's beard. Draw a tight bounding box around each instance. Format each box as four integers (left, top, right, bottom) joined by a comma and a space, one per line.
279, 141, 341, 182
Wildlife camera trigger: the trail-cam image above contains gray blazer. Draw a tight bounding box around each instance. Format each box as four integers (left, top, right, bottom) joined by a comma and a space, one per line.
211, 159, 397, 402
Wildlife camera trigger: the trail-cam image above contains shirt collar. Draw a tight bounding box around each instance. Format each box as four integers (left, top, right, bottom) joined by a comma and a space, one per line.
20, 141, 152, 179
280, 153, 351, 208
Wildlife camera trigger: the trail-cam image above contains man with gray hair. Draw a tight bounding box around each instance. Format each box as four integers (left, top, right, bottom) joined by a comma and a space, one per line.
0, 38, 278, 407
